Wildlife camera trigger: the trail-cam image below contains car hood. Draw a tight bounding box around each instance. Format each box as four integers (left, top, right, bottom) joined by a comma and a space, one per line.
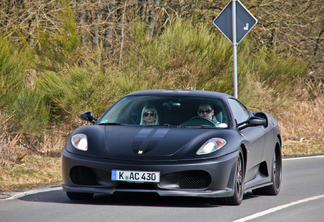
102, 126, 235, 161
68, 125, 239, 161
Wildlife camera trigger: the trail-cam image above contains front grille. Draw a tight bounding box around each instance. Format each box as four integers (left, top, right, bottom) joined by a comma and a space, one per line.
69, 167, 211, 190
70, 166, 98, 185
159, 170, 211, 190
178, 171, 211, 189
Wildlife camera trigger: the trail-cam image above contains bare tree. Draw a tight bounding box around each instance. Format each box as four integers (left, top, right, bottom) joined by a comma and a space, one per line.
1, 0, 323, 75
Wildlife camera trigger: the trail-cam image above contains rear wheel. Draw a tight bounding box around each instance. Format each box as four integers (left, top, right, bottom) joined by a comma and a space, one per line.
253, 138, 282, 195
218, 148, 245, 205
66, 192, 94, 200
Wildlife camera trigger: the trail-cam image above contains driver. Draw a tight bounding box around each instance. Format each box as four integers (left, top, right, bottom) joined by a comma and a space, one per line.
197, 104, 219, 125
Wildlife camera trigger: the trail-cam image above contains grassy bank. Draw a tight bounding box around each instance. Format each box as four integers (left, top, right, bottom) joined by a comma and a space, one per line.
1, 20, 323, 192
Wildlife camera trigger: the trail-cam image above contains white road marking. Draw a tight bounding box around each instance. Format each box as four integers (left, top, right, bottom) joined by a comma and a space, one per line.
8, 186, 62, 200
233, 155, 324, 221
233, 194, 324, 222
283, 155, 324, 161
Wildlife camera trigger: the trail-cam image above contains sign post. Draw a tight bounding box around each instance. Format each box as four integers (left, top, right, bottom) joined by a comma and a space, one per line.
213, 0, 257, 98
232, 1, 237, 99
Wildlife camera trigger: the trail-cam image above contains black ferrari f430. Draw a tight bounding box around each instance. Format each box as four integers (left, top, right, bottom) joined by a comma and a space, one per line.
62, 89, 282, 205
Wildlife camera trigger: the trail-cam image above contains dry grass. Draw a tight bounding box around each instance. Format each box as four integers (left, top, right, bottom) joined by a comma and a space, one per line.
278, 96, 324, 155
0, 137, 61, 192
1, 95, 324, 192
0, 112, 67, 192
0, 153, 61, 192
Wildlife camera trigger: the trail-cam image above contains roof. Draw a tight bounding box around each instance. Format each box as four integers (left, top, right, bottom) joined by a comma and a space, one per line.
126, 89, 232, 100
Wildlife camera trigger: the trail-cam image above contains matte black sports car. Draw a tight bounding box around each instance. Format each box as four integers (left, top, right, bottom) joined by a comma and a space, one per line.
62, 89, 282, 205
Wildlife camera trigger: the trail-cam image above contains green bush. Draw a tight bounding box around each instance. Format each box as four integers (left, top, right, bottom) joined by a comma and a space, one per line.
251, 47, 308, 90
0, 36, 30, 109
126, 20, 234, 92
1, 19, 310, 137
35, 0, 81, 72
12, 87, 50, 136
236, 43, 308, 108
38, 61, 116, 120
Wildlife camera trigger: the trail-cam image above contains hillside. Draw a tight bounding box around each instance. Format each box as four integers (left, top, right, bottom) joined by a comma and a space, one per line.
0, 0, 323, 191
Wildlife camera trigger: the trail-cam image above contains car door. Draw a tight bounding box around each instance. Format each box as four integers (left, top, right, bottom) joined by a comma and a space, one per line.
228, 98, 265, 182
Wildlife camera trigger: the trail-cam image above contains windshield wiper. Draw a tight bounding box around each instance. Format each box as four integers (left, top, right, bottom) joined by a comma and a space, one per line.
98, 122, 124, 126
179, 125, 216, 129
161, 123, 184, 128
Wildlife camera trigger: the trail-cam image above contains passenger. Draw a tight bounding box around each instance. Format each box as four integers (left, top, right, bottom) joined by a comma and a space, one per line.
140, 104, 159, 125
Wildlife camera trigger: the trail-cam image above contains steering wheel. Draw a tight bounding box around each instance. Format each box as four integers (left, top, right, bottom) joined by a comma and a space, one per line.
189, 116, 215, 126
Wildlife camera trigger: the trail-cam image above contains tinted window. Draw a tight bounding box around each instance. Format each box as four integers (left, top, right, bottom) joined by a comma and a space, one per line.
98, 96, 230, 129
228, 99, 250, 124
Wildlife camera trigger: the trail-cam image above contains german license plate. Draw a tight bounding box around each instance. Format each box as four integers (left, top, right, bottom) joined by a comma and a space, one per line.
111, 170, 160, 183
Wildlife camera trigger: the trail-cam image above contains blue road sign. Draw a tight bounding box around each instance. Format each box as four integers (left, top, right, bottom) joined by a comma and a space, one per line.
213, 0, 257, 44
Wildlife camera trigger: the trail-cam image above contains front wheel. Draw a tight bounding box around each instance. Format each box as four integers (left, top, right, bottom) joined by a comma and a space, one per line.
218, 148, 245, 205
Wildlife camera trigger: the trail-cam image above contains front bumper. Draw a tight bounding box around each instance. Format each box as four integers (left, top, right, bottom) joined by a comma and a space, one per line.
61, 149, 238, 198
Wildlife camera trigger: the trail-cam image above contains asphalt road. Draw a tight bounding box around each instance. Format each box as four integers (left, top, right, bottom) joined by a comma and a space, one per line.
1, 155, 324, 222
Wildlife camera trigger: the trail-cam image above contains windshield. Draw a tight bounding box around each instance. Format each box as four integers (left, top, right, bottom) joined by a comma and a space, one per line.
98, 96, 229, 128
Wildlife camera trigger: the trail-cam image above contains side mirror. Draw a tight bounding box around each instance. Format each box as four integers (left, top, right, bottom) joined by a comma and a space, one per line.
238, 116, 266, 130
78, 111, 97, 124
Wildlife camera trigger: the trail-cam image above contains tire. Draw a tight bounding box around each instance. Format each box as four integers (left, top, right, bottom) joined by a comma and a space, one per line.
218, 148, 245, 205
253, 138, 282, 195
66, 192, 94, 200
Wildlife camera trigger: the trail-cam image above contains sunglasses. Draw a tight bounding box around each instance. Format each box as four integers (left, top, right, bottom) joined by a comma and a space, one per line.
198, 109, 212, 114
144, 111, 156, 117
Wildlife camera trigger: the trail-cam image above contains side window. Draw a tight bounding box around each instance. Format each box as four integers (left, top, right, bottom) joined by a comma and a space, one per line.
228, 99, 250, 124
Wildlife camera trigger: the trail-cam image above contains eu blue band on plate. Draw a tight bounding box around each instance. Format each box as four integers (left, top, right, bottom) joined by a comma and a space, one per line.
111, 170, 117, 180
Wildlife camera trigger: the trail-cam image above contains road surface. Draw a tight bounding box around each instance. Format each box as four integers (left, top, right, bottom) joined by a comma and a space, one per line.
1, 155, 324, 222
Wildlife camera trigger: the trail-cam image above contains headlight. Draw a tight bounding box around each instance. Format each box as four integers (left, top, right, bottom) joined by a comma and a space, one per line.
71, 134, 88, 151
196, 138, 227, 155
